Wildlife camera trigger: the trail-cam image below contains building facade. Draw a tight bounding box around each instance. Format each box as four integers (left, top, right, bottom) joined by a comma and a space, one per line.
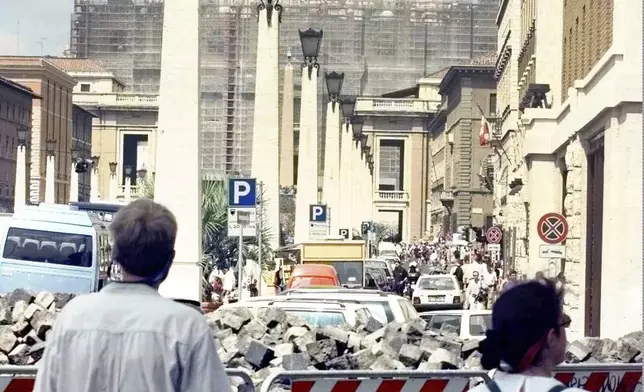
427, 65, 496, 237
0, 57, 76, 204
493, 0, 642, 339
72, 104, 94, 201
0, 77, 38, 211
355, 78, 441, 242
69, 0, 499, 178
48, 57, 158, 201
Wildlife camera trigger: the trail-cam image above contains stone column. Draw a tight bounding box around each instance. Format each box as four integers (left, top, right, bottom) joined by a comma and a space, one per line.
323, 101, 341, 235
293, 66, 319, 244
280, 61, 294, 187
350, 140, 363, 233
155, 0, 202, 301
251, 1, 281, 249
124, 176, 132, 204
90, 166, 99, 202
14, 145, 26, 210
45, 155, 55, 204
109, 173, 118, 202
527, 155, 563, 276
337, 123, 353, 233
69, 162, 79, 203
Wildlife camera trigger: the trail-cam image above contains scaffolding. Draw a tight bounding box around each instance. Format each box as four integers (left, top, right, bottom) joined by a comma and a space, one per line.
70, 0, 498, 177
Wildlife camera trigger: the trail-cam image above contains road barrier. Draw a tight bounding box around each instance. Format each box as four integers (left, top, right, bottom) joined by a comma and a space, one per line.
261, 364, 644, 392
0, 366, 255, 392
259, 370, 492, 392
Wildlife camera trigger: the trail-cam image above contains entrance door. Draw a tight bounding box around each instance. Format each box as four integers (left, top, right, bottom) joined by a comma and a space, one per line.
584, 137, 604, 337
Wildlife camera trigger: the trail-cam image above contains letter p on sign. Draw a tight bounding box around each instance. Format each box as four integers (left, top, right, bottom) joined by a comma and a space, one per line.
228, 178, 257, 207
309, 204, 327, 222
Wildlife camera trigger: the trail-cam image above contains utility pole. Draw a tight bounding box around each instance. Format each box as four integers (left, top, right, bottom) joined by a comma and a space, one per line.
257, 181, 264, 296
16, 21, 19, 55
236, 210, 251, 300
37, 37, 46, 56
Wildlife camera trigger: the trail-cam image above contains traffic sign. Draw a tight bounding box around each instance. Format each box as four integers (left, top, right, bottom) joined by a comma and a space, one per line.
228, 178, 256, 207
227, 207, 257, 237
339, 229, 350, 239
309, 205, 327, 222
487, 243, 501, 251
537, 213, 568, 244
361, 221, 372, 235
309, 222, 327, 240
486, 226, 502, 244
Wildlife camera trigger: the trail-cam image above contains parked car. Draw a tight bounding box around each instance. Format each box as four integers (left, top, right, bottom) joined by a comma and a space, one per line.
287, 264, 341, 289
412, 274, 464, 310
278, 287, 418, 324
419, 309, 492, 341
221, 298, 372, 327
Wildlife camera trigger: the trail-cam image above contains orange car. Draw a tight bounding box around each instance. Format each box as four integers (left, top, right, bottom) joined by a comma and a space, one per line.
287, 264, 341, 289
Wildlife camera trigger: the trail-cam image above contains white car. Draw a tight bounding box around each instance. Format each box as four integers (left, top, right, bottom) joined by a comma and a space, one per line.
412, 274, 464, 310
221, 298, 373, 327
278, 288, 419, 324
419, 309, 492, 341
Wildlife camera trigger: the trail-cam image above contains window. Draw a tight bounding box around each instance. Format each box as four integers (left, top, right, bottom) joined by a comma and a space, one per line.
418, 276, 457, 290
489, 93, 497, 116
378, 139, 405, 191
3, 227, 93, 268
328, 261, 364, 286
428, 314, 462, 334
80, 83, 91, 92
285, 310, 346, 327
469, 314, 492, 336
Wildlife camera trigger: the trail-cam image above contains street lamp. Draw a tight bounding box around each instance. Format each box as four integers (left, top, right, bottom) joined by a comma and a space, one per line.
257, 0, 282, 27
125, 165, 133, 178
46, 139, 56, 156
351, 116, 364, 140
137, 168, 147, 180
298, 28, 323, 79
109, 162, 117, 176
17, 127, 28, 147
325, 71, 344, 111
71, 147, 80, 161
91, 156, 100, 171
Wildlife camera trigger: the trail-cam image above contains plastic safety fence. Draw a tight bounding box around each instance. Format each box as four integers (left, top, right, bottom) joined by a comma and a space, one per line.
259, 370, 493, 392
0, 366, 255, 392
554, 363, 643, 392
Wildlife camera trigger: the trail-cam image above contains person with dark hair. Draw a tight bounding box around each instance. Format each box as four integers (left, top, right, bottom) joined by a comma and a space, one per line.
34, 199, 229, 392
471, 280, 581, 392
502, 270, 520, 292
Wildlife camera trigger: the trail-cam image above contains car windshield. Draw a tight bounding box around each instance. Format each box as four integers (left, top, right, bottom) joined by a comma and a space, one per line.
285, 310, 346, 327
3, 227, 93, 268
428, 314, 462, 334
418, 277, 455, 290
469, 314, 492, 336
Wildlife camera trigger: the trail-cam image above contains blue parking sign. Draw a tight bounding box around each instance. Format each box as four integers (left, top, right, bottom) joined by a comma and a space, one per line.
228, 178, 257, 207
309, 205, 327, 222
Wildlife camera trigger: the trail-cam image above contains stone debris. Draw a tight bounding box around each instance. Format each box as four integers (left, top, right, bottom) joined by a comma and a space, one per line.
1, 288, 642, 381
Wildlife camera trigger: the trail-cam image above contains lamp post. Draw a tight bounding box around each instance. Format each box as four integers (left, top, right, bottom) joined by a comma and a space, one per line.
44, 139, 56, 204
250, 0, 282, 250
294, 28, 323, 244
70, 148, 80, 203
14, 127, 28, 210
90, 155, 100, 202
124, 165, 133, 204
337, 96, 357, 233
322, 71, 344, 235
109, 162, 118, 202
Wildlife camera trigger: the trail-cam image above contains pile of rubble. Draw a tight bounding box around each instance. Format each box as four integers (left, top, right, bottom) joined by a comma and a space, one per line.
0, 289, 74, 365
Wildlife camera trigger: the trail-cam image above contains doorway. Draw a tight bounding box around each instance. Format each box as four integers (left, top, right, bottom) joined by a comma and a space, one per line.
584, 136, 604, 337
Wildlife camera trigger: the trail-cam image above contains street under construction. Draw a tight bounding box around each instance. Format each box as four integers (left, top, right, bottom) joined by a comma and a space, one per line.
69, 0, 498, 177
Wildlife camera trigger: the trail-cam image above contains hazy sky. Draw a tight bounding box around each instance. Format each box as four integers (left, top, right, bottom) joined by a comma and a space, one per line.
0, 0, 73, 56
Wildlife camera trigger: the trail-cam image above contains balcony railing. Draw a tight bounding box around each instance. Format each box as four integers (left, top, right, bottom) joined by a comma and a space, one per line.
374, 190, 409, 202
439, 191, 454, 203
356, 98, 436, 115
73, 93, 159, 108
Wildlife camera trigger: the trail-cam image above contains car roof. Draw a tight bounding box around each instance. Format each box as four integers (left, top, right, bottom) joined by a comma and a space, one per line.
418, 274, 454, 279
224, 299, 362, 310
281, 288, 388, 296
420, 310, 492, 316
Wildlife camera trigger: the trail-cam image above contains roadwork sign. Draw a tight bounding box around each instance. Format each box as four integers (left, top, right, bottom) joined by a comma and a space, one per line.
537, 213, 568, 244
486, 226, 502, 244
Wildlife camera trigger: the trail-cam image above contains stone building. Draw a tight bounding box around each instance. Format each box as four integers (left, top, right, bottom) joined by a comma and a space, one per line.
426, 65, 496, 237
493, 0, 641, 338
0, 57, 77, 204
0, 76, 39, 211
355, 78, 442, 241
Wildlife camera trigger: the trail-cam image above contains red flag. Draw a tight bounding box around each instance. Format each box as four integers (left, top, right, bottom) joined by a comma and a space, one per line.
479, 115, 490, 146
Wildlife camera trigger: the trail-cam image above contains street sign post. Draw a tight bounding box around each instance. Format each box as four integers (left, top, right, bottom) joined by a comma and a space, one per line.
537, 213, 568, 244
309, 204, 328, 240
228, 178, 258, 238
486, 226, 502, 244
339, 229, 350, 239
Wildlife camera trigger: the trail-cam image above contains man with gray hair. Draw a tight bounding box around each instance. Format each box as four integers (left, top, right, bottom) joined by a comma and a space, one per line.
34, 198, 229, 392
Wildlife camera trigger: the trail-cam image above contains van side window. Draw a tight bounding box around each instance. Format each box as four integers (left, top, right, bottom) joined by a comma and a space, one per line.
3, 227, 93, 268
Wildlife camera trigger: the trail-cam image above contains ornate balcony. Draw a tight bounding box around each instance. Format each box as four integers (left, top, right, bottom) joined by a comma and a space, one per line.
374, 190, 409, 202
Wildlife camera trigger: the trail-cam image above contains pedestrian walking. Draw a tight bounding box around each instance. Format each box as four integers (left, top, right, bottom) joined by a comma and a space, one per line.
34, 198, 230, 392
470, 279, 584, 392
